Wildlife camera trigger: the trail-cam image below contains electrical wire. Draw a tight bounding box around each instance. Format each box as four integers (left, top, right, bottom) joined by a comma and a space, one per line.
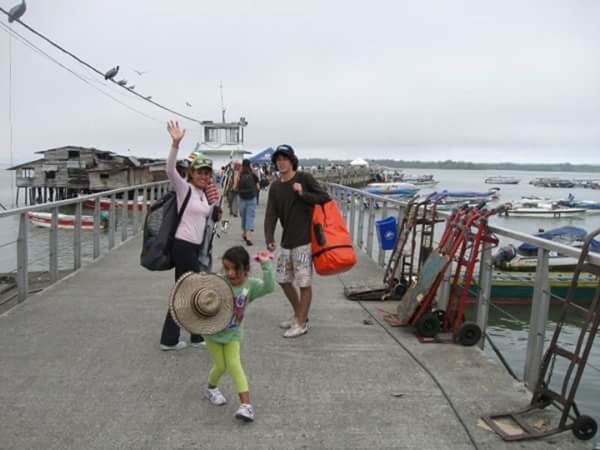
336, 276, 480, 449
0, 7, 202, 124
0, 22, 162, 123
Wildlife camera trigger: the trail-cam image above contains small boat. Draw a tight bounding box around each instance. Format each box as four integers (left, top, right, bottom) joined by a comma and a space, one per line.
365, 182, 419, 196
492, 226, 600, 272
484, 176, 520, 185
558, 193, 600, 212
27, 212, 109, 230
84, 196, 151, 211
469, 271, 598, 304
502, 197, 586, 218
529, 177, 575, 188
393, 174, 439, 187
431, 188, 500, 204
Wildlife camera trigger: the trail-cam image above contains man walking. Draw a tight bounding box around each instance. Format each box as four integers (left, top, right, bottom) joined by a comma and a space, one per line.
264, 145, 329, 338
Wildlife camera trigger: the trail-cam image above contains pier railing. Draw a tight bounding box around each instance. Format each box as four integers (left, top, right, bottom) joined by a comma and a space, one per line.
0, 180, 170, 311
326, 182, 600, 390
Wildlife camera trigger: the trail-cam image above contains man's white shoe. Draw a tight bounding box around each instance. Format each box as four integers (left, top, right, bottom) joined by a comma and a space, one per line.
190, 341, 206, 348
235, 403, 255, 422
279, 316, 296, 329
205, 387, 227, 406
283, 322, 308, 338
160, 341, 187, 351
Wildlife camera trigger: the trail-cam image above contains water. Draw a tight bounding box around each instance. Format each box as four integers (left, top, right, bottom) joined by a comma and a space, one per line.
1, 164, 599, 425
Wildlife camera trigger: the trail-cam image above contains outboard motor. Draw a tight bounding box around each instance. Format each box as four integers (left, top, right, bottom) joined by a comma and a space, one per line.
493, 244, 517, 268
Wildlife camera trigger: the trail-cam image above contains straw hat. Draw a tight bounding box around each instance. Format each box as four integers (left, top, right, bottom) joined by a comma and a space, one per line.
168, 272, 233, 336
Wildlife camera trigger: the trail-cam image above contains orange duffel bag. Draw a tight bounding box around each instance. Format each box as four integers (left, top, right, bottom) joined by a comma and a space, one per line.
310, 200, 357, 275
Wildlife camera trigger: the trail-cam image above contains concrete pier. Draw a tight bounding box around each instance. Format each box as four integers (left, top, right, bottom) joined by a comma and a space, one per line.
0, 202, 589, 449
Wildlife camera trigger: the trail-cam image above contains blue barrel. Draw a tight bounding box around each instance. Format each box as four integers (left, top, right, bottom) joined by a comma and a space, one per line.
375, 216, 398, 250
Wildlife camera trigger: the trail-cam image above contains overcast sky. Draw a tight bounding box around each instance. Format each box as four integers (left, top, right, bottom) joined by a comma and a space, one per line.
1, 0, 599, 165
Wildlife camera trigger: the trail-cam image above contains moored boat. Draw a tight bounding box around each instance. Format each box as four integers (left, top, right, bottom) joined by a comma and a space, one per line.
484, 176, 520, 185
84, 197, 151, 211
558, 193, 600, 213
492, 226, 600, 272
431, 188, 500, 204
365, 182, 419, 196
27, 212, 109, 230
502, 198, 585, 218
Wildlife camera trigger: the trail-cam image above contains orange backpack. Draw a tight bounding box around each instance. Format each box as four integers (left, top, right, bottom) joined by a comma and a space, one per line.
310, 200, 357, 275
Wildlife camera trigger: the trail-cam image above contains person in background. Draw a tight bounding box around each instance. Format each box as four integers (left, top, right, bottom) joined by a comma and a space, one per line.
235, 159, 259, 246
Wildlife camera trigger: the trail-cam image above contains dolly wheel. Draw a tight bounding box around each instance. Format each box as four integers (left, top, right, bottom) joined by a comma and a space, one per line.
394, 284, 407, 298
457, 322, 481, 346
572, 415, 597, 440
416, 312, 440, 338
433, 309, 446, 326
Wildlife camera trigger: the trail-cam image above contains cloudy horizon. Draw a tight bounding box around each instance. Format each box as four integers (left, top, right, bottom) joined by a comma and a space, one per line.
1, 0, 599, 165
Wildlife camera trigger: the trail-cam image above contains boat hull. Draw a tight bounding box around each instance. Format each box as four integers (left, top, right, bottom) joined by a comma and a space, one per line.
27, 212, 104, 231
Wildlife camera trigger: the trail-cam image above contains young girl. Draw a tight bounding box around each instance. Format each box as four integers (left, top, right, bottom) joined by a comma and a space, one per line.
204, 246, 274, 422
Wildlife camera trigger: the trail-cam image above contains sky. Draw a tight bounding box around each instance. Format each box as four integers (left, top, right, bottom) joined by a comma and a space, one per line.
1, 0, 600, 165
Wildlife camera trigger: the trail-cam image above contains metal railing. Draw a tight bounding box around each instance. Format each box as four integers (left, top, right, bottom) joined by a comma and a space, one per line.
326, 182, 600, 390
0, 180, 170, 307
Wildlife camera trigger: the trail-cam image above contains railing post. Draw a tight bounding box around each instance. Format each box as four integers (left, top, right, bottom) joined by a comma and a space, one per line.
108, 194, 116, 250
378, 201, 388, 267
357, 194, 365, 249
366, 197, 375, 259
73, 202, 82, 270
141, 188, 148, 233
349, 191, 357, 241
93, 197, 101, 259
476, 239, 494, 350
16, 212, 29, 302
50, 207, 59, 283
121, 191, 128, 243
524, 248, 551, 389
133, 189, 139, 232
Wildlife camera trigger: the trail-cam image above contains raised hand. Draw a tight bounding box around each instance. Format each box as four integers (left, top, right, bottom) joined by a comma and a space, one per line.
167, 120, 186, 147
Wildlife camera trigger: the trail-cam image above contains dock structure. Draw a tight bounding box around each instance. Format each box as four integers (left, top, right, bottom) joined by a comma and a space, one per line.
0, 200, 589, 449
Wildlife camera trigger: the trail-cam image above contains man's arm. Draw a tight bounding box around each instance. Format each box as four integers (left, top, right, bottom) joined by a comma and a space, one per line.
264, 186, 278, 249
298, 172, 330, 205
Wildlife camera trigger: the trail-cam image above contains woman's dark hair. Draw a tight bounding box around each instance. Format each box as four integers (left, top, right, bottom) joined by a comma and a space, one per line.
241, 159, 252, 175
223, 246, 250, 272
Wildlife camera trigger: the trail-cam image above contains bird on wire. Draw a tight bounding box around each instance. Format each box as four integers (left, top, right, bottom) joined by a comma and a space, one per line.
8, 0, 26, 23
104, 66, 119, 80
127, 85, 135, 90
145, 95, 152, 100
117, 79, 128, 86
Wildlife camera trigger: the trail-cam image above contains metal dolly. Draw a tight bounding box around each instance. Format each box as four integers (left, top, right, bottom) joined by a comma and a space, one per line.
481, 227, 600, 442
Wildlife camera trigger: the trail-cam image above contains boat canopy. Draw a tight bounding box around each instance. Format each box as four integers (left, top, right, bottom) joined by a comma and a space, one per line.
518, 226, 600, 255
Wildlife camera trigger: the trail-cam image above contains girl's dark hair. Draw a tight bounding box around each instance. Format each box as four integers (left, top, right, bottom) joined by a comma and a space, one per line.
223, 246, 250, 272
241, 159, 252, 175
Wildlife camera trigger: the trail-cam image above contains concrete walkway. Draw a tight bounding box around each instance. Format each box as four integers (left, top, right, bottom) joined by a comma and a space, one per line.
0, 202, 589, 449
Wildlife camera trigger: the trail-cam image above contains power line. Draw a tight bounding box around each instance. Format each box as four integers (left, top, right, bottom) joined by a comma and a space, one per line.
0, 6, 203, 124
0, 22, 162, 123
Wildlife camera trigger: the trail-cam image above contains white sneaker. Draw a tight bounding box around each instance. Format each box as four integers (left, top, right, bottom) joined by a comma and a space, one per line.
190, 341, 206, 348
205, 387, 227, 406
279, 316, 296, 329
235, 403, 255, 422
160, 341, 187, 351
280, 316, 309, 329
283, 322, 308, 338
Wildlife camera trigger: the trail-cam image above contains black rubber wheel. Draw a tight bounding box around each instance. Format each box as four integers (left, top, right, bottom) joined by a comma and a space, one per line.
572, 415, 597, 440
394, 283, 407, 298
416, 312, 440, 338
433, 309, 446, 326
457, 321, 481, 347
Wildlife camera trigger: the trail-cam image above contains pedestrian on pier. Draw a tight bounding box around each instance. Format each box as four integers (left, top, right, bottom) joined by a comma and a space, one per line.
264, 144, 330, 338
234, 159, 259, 246
160, 120, 219, 351
204, 246, 274, 422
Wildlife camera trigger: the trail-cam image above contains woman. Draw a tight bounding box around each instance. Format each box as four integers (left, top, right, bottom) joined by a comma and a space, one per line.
234, 159, 259, 246
160, 120, 215, 351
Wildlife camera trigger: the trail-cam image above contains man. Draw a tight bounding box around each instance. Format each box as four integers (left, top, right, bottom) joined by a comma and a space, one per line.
264, 145, 330, 338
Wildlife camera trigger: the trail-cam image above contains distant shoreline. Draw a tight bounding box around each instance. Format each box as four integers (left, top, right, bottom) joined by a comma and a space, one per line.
299, 159, 600, 173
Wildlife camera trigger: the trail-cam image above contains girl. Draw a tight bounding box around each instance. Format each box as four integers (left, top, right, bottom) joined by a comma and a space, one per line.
204, 246, 274, 422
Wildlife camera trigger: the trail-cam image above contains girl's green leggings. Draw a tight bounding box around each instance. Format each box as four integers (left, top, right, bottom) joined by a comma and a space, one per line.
205, 339, 249, 393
